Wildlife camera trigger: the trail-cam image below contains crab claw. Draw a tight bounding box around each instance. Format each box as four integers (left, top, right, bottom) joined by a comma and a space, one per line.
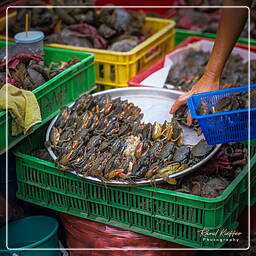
58, 150, 74, 165
152, 122, 163, 140
106, 169, 125, 179
104, 103, 113, 115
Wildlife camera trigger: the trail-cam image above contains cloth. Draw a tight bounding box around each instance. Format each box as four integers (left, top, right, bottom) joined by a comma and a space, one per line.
0, 83, 42, 136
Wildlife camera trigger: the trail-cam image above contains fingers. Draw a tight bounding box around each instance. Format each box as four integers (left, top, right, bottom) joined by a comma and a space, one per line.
186, 111, 193, 126
169, 95, 186, 114
169, 93, 191, 114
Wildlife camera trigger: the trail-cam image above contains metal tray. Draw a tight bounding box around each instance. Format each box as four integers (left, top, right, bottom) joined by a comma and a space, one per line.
46, 87, 221, 187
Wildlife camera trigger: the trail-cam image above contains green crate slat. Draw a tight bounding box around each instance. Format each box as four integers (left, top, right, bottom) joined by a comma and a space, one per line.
0, 41, 96, 154
13, 124, 256, 248
175, 29, 256, 46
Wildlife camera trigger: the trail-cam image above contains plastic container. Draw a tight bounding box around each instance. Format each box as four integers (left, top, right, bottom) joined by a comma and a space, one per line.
0, 216, 60, 256
187, 84, 256, 145
175, 28, 256, 47
0, 40, 96, 154
128, 36, 256, 88
47, 17, 175, 87
13, 124, 256, 248
14, 31, 45, 56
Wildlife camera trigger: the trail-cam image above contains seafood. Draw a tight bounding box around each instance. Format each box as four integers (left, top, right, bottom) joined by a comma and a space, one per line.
86, 135, 103, 148
166, 49, 256, 91
201, 177, 229, 198
149, 141, 164, 156
98, 24, 117, 38
5, 6, 146, 52
176, 6, 256, 40
158, 143, 248, 198
0, 52, 80, 91
49, 127, 61, 147
8, 5, 57, 37
155, 162, 181, 178
123, 136, 141, 157
135, 139, 152, 158
48, 93, 216, 183
108, 38, 139, 52
170, 120, 183, 145
160, 142, 176, 162
197, 89, 255, 115
55, 107, 71, 130
145, 163, 161, 179
152, 122, 163, 140
159, 121, 173, 142
35, 136, 247, 198
43, 7, 147, 52
142, 123, 153, 139
173, 146, 191, 164
190, 139, 214, 163
54, 24, 108, 49
173, 104, 201, 135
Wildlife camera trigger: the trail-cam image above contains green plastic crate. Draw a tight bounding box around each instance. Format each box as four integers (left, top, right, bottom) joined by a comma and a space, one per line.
0, 41, 96, 154
175, 29, 256, 46
13, 124, 256, 248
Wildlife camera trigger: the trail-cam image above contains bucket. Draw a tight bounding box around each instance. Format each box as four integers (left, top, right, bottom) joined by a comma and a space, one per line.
0, 216, 60, 256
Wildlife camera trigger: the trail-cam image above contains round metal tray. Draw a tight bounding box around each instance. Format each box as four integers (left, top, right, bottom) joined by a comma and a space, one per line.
46, 87, 221, 187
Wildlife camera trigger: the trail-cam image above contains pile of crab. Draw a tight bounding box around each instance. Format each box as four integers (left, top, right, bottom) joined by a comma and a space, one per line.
0, 51, 80, 90
197, 89, 256, 115
166, 49, 256, 91
47, 94, 215, 183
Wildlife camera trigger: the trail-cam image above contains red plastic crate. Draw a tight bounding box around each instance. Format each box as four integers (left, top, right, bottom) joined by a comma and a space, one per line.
128, 36, 256, 88
95, 0, 177, 18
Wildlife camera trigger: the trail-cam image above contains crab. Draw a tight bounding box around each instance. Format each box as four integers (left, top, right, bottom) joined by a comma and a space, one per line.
189, 139, 214, 164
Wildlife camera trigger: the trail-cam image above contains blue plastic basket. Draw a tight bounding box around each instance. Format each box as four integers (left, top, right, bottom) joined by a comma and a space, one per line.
187, 84, 256, 145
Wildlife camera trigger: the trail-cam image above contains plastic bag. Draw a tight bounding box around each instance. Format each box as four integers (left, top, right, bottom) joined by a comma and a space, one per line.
60, 213, 197, 256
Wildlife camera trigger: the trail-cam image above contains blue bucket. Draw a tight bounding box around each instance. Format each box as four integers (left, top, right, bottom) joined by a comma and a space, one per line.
0, 216, 60, 256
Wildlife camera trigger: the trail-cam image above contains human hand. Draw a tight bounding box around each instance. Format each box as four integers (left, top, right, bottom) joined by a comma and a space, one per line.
169, 73, 220, 126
